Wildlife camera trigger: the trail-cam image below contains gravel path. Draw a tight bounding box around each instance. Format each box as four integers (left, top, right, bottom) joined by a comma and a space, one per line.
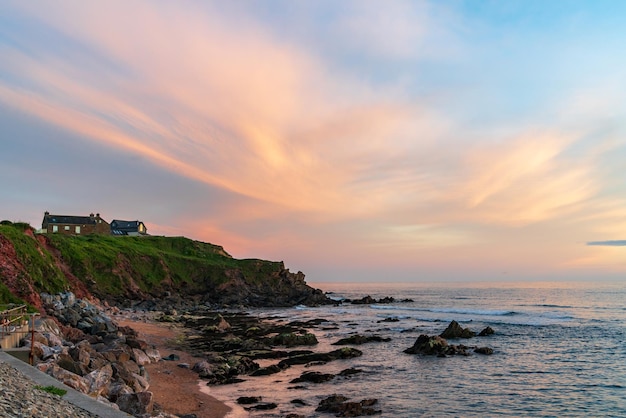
0, 361, 98, 418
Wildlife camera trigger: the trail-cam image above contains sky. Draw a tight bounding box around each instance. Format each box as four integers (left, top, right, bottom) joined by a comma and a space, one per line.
1, 0, 625, 283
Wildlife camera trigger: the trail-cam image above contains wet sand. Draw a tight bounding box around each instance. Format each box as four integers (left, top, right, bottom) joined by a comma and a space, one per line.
115, 317, 231, 418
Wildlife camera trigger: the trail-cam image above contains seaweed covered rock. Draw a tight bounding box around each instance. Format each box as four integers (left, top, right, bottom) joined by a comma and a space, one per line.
269, 332, 318, 347
316, 395, 381, 416
404, 335, 449, 355
439, 320, 475, 339
332, 334, 391, 345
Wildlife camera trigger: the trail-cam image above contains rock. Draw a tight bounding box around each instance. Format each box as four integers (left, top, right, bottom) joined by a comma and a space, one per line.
404, 334, 449, 355
316, 395, 381, 416
290, 371, 335, 384
144, 347, 161, 363
83, 364, 113, 397
474, 347, 494, 355
377, 317, 399, 323
216, 314, 231, 332
126, 337, 148, 350
479, 326, 495, 336
440, 321, 475, 339
332, 335, 391, 345
278, 347, 363, 367
116, 391, 154, 415
270, 332, 318, 347
245, 402, 278, 411
237, 396, 262, 404
70, 340, 94, 368
47, 364, 89, 393
162, 353, 180, 361
177, 363, 191, 369
338, 368, 363, 377
316, 395, 348, 412
131, 348, 151, 366
57, 353, 86, 376
350, 296, 376, 305
250, 364, 285, 376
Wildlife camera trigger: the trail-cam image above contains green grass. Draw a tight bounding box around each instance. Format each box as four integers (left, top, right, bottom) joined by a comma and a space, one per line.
34, 385, 67, 396
0, 222, 287, 302
0, 223, 68, 295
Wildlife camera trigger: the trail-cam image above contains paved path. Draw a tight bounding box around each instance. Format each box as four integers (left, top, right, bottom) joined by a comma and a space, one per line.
0, 351, 131, 418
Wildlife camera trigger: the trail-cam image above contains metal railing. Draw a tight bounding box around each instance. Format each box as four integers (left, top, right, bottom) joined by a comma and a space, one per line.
1, 305, 40, 364
0, 304, 28, 335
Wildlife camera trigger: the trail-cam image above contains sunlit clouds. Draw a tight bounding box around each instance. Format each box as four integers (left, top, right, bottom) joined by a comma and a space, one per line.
1, 1, 625, 281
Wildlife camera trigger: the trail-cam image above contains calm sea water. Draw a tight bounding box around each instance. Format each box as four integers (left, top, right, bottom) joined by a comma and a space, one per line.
206, 281, 626, 417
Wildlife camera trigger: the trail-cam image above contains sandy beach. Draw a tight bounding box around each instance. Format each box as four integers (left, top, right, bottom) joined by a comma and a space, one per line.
115, 316, 231, 418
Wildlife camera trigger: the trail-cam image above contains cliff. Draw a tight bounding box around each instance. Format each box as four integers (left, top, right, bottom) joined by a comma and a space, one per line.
0, 221, 330, 310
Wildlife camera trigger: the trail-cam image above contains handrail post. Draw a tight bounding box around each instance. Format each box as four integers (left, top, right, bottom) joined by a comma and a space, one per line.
29, 314, 35, 365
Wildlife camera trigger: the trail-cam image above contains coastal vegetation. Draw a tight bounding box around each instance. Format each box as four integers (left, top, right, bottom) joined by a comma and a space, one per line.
0, 221, 328, 308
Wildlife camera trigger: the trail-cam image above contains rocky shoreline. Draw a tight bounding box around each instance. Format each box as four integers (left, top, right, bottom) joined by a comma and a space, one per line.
7, 291, 496, 417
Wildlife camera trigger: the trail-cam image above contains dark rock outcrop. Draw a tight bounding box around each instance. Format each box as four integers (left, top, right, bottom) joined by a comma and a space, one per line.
332, 334, 391, 345
316, 395, 381, 416
479, 326, 495, 336
474, 347, 494, 355
439, 320, 475, 339
290, 371, 335, 384
404, 335, 449, 355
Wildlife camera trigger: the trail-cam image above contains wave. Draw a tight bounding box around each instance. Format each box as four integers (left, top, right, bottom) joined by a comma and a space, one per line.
429, 307, 516, 316
370, 304, 516, 316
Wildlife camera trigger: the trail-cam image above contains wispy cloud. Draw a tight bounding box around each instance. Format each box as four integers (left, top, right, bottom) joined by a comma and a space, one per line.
587, 241, 626, 246
2, 1, 626, 279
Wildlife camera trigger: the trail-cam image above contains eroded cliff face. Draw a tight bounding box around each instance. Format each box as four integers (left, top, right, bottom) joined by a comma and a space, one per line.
0, 224, 331, 310
0, 233, 43, 309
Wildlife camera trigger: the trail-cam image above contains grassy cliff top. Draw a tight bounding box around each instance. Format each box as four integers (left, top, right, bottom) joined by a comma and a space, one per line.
0, 221, 287, 305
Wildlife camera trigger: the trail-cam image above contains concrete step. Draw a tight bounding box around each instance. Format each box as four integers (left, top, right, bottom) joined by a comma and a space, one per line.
0, 329, 28, 350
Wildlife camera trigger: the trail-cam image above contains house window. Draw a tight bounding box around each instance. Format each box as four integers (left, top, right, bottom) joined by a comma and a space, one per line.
75, 226, 81, 234
52, 225, 58, 233
64, 225, 70, 231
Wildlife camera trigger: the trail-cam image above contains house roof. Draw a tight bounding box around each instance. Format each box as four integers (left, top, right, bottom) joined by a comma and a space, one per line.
44, 215, 97, 225
110, 220, 144, 229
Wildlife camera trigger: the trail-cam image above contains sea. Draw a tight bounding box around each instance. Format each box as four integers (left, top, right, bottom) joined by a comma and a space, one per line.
204, 281, 626, 417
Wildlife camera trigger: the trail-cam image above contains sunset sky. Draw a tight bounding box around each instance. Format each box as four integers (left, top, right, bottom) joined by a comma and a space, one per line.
1, 1, 625, 282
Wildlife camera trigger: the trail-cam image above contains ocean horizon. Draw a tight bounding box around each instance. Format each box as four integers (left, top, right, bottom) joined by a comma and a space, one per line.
204, 280, 626, 417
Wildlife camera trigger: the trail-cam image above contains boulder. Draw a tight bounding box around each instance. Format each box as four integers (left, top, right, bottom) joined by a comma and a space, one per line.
84, 364, 113, 397
116, 391, 154, 415
404, 335, 449, 355
440, 321, 475, 339
126, 337, 148, 350
57, 353, 86, 376
474, 347, 494, 355
131, 348, 151, 366
70, 340, 94, 368
47, 364, 89, 393
144, 347, 161, 363
290, 371, 335, 384
479, 326, 495, 336
237, 396, 262, 404
350, 296, 376, 305
316, 395, 381, 416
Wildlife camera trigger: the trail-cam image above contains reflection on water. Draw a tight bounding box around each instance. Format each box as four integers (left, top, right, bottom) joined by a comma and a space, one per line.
195, 281, 626, 417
